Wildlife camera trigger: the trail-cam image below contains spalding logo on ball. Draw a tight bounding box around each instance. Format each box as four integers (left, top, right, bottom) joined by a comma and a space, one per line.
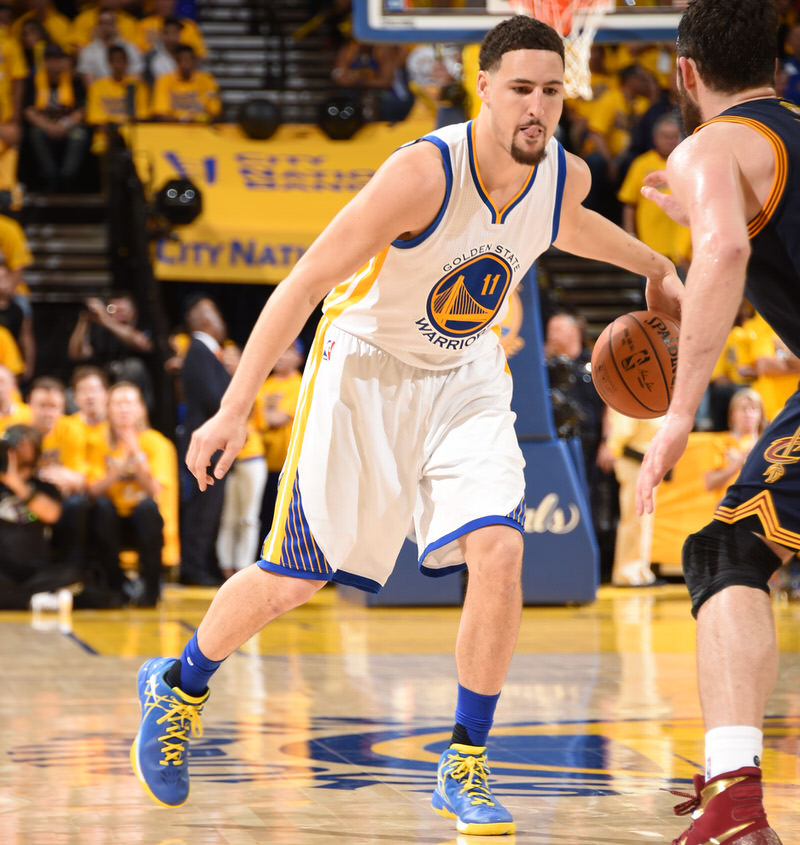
590, 310, 680, 419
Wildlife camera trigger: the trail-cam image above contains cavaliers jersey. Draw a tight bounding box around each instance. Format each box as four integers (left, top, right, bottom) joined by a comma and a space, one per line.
322, 120, 566, 370
702, 98, 800, 357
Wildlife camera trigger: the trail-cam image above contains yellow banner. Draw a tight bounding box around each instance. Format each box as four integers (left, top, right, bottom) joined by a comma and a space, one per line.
128, 111, 435, 283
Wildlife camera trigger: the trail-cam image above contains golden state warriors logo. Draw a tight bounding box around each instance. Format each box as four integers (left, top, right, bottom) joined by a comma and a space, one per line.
427, 254, 513, 338
763, 425, 800, 483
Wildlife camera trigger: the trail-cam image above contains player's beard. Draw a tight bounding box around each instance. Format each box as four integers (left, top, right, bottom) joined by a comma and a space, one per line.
677, 75, 703, 135
510, 122, 548, 166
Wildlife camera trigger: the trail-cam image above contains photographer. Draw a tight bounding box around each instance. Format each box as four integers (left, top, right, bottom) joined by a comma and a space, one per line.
0, 424, 81, 609
67, 292, 154, 410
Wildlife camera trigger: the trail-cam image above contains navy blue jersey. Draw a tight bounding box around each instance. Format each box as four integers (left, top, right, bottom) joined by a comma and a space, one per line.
703, 98, 800, 357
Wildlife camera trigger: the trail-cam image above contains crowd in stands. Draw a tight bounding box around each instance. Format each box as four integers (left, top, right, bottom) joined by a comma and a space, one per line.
0, 0, 219, 194
3, 0, 800, 609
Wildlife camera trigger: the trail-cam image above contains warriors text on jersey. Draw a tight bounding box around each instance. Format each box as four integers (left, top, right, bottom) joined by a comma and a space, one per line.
322, 120, 566, 370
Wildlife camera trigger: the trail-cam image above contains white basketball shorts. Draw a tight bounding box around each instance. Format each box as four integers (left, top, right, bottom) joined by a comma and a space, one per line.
258, 323, 525, 593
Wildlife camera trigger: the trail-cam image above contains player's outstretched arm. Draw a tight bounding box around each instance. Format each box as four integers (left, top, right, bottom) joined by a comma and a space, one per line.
635, 130, 751, 515
553, 152, 683, 321
186, 140, 448, 490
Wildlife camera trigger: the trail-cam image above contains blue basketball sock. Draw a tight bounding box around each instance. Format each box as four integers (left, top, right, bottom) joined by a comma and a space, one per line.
452, 683, 500, 748
170, 631, 224, 696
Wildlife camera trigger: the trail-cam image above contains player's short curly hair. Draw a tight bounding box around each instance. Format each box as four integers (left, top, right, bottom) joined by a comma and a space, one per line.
479, 15, 565, 72
677, 0, 778, 93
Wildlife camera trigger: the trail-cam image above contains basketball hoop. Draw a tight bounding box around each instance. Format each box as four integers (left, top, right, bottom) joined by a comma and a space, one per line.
508, 0, 615, 99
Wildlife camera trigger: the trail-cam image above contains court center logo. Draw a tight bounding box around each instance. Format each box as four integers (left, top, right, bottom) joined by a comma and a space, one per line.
426, 254, 513, 339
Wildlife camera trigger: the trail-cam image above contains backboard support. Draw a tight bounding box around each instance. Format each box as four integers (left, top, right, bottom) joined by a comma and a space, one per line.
353, 0, 681, 44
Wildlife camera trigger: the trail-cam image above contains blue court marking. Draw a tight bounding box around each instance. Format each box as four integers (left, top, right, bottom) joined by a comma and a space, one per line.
63, 630, 99, 655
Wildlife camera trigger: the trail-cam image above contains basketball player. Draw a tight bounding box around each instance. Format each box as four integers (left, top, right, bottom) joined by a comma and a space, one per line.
132, 16, 683, 835
636, 1, 796, 842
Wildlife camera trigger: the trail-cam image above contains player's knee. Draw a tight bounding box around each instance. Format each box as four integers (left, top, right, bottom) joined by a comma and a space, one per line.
682, 521, 782, 618
257, 568, 326, 614
465, 525, 523, 581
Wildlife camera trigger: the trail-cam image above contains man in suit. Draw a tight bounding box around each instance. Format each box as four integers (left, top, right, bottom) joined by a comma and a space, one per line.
178, 296, 230, 585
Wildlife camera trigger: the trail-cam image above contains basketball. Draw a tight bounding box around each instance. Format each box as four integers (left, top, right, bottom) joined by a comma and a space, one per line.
590, 310, 680, 419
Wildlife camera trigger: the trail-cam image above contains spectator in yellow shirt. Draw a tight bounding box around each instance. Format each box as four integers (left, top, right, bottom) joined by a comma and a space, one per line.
151, 45, 221, 123
583, 64, 654, 222
0, 32, 27, 139
88, 381, 172, 607
0, 212, 33, 293
86, 45, 149, 154
137, 0, 206, 59
742, 311, 800, 422
704, 388, 766, 496
68, 365, 109, 485
11, 0, 72, 52
0, 260, 33, 381
28, 376, 91, 568
0, 362, 30, 433
0, 321, 23, 376
618, 114, 684, 264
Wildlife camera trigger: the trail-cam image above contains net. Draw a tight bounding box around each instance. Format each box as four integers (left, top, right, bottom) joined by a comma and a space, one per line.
508, 0, 615, 99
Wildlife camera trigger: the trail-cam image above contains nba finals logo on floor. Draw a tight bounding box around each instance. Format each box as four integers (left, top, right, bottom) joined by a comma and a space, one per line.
417, 254, 513, 349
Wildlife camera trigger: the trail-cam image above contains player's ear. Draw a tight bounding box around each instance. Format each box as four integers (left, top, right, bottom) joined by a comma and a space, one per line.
476, 69, 490, 106
678, 56, 698, 92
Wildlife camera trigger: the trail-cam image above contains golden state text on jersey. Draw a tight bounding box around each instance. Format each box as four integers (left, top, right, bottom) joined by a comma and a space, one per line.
322, 120, 566, 370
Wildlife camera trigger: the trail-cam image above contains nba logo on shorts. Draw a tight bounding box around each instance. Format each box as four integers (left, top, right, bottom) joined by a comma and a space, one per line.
323, 339, 336, 361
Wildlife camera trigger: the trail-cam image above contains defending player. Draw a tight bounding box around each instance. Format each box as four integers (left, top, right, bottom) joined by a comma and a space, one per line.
636, 1, 797, 842
132, 15, 683, 835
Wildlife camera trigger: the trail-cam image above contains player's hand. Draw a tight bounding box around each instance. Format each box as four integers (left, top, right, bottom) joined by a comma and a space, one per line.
635, 412, 693, 515
645, 261, 683, 323
186, 408, 247, 491
641, 170, 690, 227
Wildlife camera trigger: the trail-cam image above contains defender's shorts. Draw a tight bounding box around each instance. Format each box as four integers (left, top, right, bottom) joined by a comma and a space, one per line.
258, 324, 526, 593
714, 384, 800, 550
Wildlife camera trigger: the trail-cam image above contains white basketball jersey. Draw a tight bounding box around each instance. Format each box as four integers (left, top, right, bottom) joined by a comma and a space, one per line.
322, 119, 566, 370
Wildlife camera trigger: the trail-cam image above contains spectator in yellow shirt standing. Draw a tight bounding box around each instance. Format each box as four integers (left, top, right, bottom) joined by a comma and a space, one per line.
151, 45, 220, 123
618, 114, 688, 268
607, 409, 664, 587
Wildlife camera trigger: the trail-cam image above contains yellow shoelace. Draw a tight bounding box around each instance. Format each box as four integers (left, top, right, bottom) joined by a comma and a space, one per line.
144, 681, 204, 767
447, 755, 495, 806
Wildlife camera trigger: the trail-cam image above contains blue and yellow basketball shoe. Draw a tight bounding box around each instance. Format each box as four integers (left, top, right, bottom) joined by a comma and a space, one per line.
432, 744, 515, 835
130, 657, 208, 807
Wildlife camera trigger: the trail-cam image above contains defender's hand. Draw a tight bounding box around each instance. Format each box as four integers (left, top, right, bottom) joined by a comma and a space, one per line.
635, 412, 693, 515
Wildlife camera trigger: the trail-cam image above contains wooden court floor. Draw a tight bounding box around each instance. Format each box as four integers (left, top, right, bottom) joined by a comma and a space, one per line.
2, 582, 800, 845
